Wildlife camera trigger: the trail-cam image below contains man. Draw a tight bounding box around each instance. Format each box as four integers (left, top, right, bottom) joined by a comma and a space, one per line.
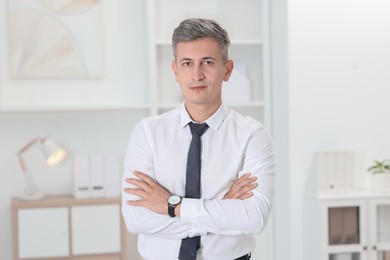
122, 18, 275, 260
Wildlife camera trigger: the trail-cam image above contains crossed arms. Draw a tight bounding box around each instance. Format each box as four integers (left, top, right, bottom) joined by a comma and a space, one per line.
121, 121, 275, 239
124, 171, 258, 217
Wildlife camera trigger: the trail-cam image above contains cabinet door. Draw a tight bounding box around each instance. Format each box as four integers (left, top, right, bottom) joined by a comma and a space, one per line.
71, 204, 121, 255
18, 207, 69, 258
369, 198, 390, 260
323, 199, 368, 260
329, 253, 362, 260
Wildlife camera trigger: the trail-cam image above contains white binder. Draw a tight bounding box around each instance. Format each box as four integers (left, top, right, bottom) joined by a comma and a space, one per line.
73, 155, 90, 199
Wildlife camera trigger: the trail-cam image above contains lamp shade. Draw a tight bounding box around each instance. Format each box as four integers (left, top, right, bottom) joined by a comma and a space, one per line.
41, 138, 67, 166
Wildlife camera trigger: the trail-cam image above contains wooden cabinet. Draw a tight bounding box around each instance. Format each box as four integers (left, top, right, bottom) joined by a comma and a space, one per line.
305, 191, 390, 260
12, 196, 126, 260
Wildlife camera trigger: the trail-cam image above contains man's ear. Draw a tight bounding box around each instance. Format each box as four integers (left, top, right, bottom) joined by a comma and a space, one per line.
223, 60, 234, 82
171, 60, 179, 82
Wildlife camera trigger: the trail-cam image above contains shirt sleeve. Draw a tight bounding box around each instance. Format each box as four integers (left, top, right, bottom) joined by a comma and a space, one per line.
180, 127, 276, 236
121, 121, 205, 239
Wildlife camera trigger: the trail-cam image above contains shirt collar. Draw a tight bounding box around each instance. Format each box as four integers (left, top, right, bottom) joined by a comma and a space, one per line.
180, 102, 227, 131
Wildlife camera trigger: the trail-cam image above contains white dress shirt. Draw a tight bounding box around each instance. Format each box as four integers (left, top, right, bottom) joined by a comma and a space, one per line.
122, 103, 275, 260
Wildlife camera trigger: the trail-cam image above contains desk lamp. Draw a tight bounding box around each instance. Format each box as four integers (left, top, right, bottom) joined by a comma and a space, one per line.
17, 136, 67, 200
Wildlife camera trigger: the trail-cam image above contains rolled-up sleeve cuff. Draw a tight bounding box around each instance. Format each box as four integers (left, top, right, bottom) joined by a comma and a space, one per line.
180, 198, 199, 224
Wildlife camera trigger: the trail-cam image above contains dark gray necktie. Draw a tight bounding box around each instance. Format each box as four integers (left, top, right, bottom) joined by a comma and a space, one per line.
178, 122, 209, 260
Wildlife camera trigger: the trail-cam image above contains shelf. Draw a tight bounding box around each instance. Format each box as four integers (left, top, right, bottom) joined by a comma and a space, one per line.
227, 101, 265, 107
0, 104, 151, 113
157, 101, 264, 110
11, 196, 121, 208
327, 244, 363, 254
310, 189, 390, 200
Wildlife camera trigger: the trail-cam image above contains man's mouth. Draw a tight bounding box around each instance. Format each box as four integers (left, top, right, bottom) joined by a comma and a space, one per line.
190, 85, 206, 90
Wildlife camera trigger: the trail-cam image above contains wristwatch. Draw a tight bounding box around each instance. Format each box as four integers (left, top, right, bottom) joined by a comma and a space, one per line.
168, 195, 182, 217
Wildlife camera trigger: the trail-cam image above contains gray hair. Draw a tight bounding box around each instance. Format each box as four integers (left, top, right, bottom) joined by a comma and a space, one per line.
172, 18, 231, 64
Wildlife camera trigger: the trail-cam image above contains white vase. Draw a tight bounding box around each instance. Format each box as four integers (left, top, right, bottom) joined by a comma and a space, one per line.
372, 173, 390, 192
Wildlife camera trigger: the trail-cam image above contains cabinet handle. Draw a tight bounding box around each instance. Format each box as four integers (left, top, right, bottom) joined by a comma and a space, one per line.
363, 246, 367, 250
373, 245, 377, 250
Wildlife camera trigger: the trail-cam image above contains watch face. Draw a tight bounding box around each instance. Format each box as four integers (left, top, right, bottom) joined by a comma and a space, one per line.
168, 195, 181, 205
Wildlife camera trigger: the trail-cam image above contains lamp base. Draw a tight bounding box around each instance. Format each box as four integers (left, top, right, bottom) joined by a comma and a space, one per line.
18, 191, 45, 201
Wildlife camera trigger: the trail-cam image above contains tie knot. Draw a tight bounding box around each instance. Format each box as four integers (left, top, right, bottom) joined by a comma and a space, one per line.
189, 122, 209, 136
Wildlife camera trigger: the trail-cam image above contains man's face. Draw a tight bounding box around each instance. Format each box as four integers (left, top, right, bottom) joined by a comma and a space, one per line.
172, 37, 233, 109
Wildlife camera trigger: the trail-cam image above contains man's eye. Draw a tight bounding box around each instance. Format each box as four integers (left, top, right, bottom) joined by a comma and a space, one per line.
204, 60, 214, 65
182, 62, 191, 67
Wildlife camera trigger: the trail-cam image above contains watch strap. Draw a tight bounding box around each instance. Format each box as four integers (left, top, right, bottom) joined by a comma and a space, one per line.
168, 204, 176, 217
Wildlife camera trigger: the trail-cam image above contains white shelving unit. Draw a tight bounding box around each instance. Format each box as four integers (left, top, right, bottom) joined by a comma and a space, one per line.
305, 190, 390, 260
146, 1, 274, 259
146, 0, 271, 127
145, 2, 274, 259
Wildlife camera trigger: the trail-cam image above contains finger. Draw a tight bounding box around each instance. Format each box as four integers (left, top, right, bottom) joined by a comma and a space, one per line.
224, 174, 257, 199
239, 176, 257, 186
123, 187, 147, 198
228, 182, 258, 199
230, 176, 257, 193
238, 192, 254, 200
242, 182, 259, 192
234, 173, 251, 184
237, 182, 258, 195
127, 199, 146, 207
240, 173, 251, 178
240, 175, 257, 183
235, 174, 257, 185
133, 171, 156, 186
126, 178, 151, 191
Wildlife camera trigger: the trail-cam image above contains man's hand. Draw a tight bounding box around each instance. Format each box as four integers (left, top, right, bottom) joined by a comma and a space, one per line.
124, 171, 257, 215
123, 171, 171, 215
224, 173, 258, 200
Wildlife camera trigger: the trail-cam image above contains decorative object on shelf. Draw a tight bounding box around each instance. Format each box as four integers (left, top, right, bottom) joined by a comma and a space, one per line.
367, 159, 390, 192
17, 136, 67, 200
222, 63, 251, 103
73, 154, 121, 199
7, 0, 104, 78
313, 150, 362, 194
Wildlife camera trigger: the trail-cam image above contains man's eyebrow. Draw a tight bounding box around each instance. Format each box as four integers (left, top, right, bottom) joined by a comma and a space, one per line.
179, 58, 193, 62
179, 57, 216, 62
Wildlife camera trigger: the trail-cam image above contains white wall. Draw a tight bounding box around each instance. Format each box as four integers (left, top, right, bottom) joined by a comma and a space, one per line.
4, 0, 390, 259
270, 0, 291, 260
0, 0, 147, 259
0, 0, 149, 109
284, 0, 390, 259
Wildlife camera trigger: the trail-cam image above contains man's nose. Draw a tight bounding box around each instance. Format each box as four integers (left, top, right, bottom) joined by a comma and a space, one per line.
192, 64, 205, 81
